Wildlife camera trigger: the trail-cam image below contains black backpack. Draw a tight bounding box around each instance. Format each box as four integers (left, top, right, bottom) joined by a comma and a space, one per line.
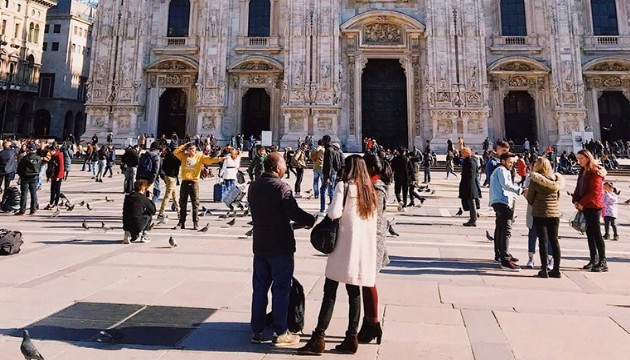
0, 229, 23, 255
138, 152, 155, 176
1, 186, 20, 212
266, 277, 305, 333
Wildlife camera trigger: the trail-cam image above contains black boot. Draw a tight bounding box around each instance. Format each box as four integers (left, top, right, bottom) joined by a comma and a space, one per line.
334, 333, 358, 354
591, 260, 608, 272
297, 331, 325, 355
357, 318, 383, 344
583, 255, 598, 270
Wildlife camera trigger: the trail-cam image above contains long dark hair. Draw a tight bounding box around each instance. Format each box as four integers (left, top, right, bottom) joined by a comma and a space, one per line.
364, 153, 392, 185
342, 155, 377, 219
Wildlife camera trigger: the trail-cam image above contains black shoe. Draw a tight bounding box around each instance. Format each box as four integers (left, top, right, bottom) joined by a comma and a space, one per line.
172, 222, 185, 230
500, 260, 520, 272
537, 269, 549, 278
591, 261, 608, 272
603, 234, 610, 240
29, 210, 36, 215
14, 211, 25, 216
463, 221, 477, 227
357, 318, 383, 344
583, 261, 596, 270
548, 269, 562, 278
333, 334, 358, 354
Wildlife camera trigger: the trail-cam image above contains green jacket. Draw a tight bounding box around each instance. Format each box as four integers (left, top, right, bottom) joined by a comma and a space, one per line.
248, 153, 267, 181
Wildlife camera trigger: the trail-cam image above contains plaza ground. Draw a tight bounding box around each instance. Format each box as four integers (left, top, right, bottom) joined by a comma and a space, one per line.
1, 166, 630, 359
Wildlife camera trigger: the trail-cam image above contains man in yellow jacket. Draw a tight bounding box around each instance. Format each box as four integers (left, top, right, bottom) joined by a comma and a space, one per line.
173, 142, 223, 230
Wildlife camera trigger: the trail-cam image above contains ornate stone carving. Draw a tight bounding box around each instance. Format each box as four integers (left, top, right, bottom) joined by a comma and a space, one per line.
117, 115, 131, 129
155, 61, 193, 71
508, 76, 528, 87
591, 62, 630, 72
363, 23, 402, 44
247, 74, 268, 85
495, 62, 536, 72
436, 92, 450, 103
202, 115, 216, 130
436, 118, 454, 135
602, 76, 622, 88
157, 74, 193, 87
235, 62, 274, 71
348, 59, 356, 132
317, 117, 333, 131
289, 118, 304, 131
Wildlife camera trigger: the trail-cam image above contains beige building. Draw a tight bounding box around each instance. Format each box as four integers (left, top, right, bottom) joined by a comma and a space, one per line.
36, 0, 95, 140
85, 0, 630, 151
0, 0, 56, 137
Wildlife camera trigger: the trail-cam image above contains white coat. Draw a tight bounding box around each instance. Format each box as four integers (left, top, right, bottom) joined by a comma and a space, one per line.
220, 156, 241, 180
325, 181, 377, 287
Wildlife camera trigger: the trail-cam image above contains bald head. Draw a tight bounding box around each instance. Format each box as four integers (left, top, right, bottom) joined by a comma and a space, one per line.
264, 151, 286, 177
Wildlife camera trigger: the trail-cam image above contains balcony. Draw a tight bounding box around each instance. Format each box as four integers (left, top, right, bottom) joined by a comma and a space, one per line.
489, 35, 543, 54
235, 36, 282, 54
153, 37, 199, 55
583, 36, 630, 53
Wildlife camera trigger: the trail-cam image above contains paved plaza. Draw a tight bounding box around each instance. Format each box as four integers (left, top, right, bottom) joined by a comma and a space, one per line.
1, 166, 630, 359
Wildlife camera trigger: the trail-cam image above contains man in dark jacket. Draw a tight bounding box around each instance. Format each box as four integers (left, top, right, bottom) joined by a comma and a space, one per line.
15, 144, 41, 215
121, 145, 140, 193
0, 141, 17, 193
122, 180, 156, 243
247, 152, 315, 346
319, 135, 338, 213
391, 147, 412, 211
459, 147, 481, 227
247, 146, 267, 182
137, 142, 161, 194
158, 144, 181, 218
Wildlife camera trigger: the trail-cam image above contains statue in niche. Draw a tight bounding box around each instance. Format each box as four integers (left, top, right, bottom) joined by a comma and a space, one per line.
294, 61, 303, 84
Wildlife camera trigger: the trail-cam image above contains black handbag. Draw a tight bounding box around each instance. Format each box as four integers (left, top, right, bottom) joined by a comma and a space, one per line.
310, 183, 348, 254
236, 170, 246, 184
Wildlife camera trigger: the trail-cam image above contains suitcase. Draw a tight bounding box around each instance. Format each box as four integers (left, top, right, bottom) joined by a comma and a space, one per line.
213, 182, 226, 202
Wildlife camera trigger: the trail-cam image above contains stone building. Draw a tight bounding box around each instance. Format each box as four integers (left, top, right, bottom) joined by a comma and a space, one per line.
35, 0, 95, 140
85, 0, 630, 151
0, 0, 56, 137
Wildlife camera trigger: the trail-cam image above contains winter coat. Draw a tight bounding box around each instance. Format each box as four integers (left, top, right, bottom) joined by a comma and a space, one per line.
603, 192, 618, 218
391, 155, 413, 183
325, 181, 377, 287
459, 156, 481, 200
572, 166, 607, 210
247, 153, 266, 181
0, 148, 16, 175
122, 192, 156, 235
526, 172, 565, 218
373, 179, 389, 272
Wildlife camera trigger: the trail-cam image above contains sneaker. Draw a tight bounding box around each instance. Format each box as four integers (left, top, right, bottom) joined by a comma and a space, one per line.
123, 231, 131, 244
547, 257, 554, 270
44, 204, 54, 210
526, 257, 535, 269
397, 202, 404, 212
294, 193, 302, 199
140, 233, 150, 243
272, 331, 300, 347
251, 333, 266, 344
500, 260, 520, 272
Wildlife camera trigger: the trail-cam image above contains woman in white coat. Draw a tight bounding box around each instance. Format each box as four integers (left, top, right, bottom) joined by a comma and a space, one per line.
298, 155, 378, 356
219, 148, 241, 189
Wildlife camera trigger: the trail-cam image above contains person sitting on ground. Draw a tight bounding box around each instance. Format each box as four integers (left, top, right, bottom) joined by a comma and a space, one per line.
122, 180, 156, 244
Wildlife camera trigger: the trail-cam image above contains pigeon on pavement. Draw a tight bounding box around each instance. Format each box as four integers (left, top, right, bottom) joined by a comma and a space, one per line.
82, 219, 89, 230
169, 235, 177, 247
66, 203, 75, 211
486, 230, 494, 241
86, 203, 93, 211
245, 228, 253, 237
21, 329, 44, 360
624, 198, 630, 205
78, 201, 85, 207
455, 208, 463, 216
431, 190, 435, 195
105, 196, 114, 203
198, 223, 209, 232
387, 222, 400, 237
227, 218, 236, 227
60, 192, 68, 201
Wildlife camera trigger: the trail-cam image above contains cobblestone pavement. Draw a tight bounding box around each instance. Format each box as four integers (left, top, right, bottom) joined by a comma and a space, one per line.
1, 167, 630, 360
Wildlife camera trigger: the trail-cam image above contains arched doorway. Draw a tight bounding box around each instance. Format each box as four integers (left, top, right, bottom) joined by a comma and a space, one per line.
74, 112, 84, 139
241, 88, 270, 138
63, 110, 74, 140
361, 59, 409, 149
33, 109, 51, 137
504, 91, 537, 145
157, 88, 187, 138
17, 103, 31, 135
598, 91, 630, 142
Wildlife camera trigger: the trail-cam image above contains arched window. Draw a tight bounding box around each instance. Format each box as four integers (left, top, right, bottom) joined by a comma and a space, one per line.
34, 24, 40, 44
248, 0, 271, 37
28, 23, 34, 42
592, 0, 619, 36
500, 0, 527, 36
167, 0, 190, 37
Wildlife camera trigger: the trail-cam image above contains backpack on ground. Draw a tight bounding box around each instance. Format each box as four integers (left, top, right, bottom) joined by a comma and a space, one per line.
265, 277, 305, 333
138, 152, 154, 175
0, 229, 23, 255
1, 187, 20, 212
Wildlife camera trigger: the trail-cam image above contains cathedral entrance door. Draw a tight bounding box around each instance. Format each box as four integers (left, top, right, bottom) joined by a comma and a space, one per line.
158, 89, 187, 139
504, 91, 537, 145
361, 59, 408, 149
242, 88, 271, 138
598, 91, 630, 142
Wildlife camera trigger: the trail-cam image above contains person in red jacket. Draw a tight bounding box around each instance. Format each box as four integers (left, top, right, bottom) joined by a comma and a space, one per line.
516, 154, 528, 186
572, 149, 607, 272
44, 145, 65, 210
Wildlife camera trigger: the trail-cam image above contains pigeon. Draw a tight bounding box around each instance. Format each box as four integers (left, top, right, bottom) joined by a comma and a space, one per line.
306, 194, 313, 200
218, 214, 230, 219
430, 190, 435, 195
103, 225, 112, 232
205, 210, 214, 216
602, 124, 613, 131
418, 197, 426, 204
245, 228, 253, 237
201, 206, 208, 213
86, 203, 93, 211
456, 208, 463, 216
624, 198, 630, 205
388, 223, 400, 237
305, 189, 312, 194
198, 211, 205, 217
615, 189, 621, 195
105, 196, 114, 203
101, 221, 106, 228
78, 201, 85, 206
485, 230, 494, 242
243, 208, 249, 217
60, 192, 68, 201
21, 330, 44, 360
169, 235, 177, 247
82, 219, 89, 230
66, 204, 75, 212
50, 208, 60, 218
227, 218, 236, 227
425, 188, 432, 193
198, 223, 209, 232
566, 191, 572, 196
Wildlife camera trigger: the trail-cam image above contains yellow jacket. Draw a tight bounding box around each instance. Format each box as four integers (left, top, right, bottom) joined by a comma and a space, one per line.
174, 144, 222, 181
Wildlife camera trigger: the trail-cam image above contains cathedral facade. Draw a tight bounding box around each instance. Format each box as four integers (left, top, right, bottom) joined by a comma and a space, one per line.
84, 0, 630, 151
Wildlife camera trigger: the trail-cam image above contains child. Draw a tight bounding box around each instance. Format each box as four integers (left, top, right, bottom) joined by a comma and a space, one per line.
603, 181, 619, 241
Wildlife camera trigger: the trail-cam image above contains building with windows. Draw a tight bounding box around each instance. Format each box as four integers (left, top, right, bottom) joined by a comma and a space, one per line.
35, 0, 95, 140
85, 0, 630, 151
0, 0, 56, 138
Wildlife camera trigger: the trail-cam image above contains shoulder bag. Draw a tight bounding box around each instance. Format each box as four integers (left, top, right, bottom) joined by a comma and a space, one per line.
310, 183, 349, 254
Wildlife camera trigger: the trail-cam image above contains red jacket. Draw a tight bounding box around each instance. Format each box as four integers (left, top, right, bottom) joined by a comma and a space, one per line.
572, 167, 605, 209
516, 159, 527, 177
51, 151, 65, 180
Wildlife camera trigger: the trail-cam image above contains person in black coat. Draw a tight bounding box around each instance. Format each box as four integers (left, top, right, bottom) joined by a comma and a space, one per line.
0, 141, 17, 193
458, 147, 481, 227
390, 147, 413, 210
122, 180, 156, 243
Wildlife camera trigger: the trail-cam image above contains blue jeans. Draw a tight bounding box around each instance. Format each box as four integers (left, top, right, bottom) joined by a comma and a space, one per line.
424, 167, 431, 182
38, 164, 47, 189
319, 174, 336, 212
313, 169, 323, 197
251, 254, 294, 335
81, 158, 91, 171
91, 160, 98, 177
